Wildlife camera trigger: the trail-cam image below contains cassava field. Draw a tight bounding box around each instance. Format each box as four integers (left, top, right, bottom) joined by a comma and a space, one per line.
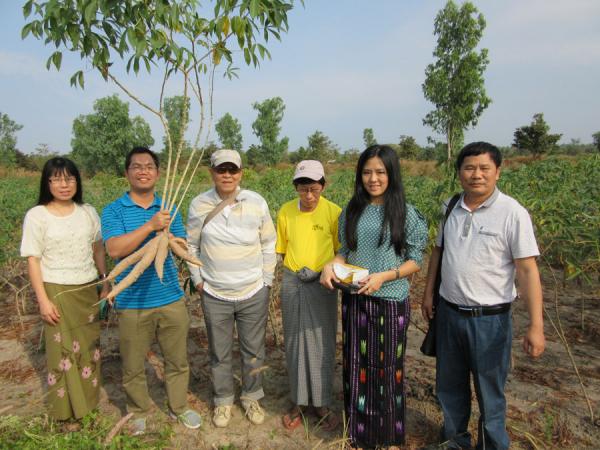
0, 155, 599, 449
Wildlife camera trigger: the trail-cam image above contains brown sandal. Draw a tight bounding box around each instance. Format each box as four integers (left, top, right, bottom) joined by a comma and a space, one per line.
282, 406, 304, 430
313, 406, 340, 431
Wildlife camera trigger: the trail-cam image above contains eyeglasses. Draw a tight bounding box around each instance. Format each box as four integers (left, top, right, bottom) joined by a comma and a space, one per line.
213, 166, 241, 175
128, 164, 157, 172
297, 187, 322, 195
49, 176, 77, 185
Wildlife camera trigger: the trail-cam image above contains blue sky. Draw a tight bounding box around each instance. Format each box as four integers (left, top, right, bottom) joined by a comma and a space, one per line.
1, 0, 599, 155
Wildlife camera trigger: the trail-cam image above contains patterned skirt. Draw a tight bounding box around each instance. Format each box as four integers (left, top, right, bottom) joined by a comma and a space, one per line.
280, 269, 338, 407
342, 292, 409, 448
44, 282, 102, 420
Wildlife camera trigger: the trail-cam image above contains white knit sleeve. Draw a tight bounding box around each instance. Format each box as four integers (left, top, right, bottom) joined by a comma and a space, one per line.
20, 207, 45, 258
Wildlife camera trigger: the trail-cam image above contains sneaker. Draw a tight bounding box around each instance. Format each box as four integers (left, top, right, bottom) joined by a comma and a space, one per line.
169, 409, 202, 430
212, 405, 232, 428
242, 398, 265, 425
130, 417, 147, 436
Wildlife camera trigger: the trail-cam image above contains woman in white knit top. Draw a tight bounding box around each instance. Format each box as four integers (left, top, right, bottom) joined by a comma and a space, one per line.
20, 157, 110, 422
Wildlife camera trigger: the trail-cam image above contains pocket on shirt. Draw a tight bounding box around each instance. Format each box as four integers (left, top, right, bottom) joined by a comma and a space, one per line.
472, 227, 505, 267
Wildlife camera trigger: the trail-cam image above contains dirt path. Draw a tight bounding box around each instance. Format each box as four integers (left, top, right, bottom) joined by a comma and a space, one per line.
1, 265, 599, 449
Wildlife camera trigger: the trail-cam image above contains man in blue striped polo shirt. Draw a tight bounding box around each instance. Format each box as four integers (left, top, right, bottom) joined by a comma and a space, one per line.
101, 147, 201, 434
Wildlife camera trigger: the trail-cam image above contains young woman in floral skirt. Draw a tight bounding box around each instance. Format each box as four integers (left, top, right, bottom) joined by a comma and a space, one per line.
21, 157, 110, 422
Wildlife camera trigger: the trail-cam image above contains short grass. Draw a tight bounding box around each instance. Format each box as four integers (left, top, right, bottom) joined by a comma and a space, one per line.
0, 410, 173, 450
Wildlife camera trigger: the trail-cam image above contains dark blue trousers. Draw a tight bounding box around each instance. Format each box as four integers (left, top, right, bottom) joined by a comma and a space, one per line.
435, 299, 512, 450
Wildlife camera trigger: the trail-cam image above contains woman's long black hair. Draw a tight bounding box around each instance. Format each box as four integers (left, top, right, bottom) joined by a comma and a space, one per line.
37, 157, 83, 205
344, 145, 407, 256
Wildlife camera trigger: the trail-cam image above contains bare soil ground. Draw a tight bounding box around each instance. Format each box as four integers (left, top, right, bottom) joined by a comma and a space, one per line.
1, 260, 599, 449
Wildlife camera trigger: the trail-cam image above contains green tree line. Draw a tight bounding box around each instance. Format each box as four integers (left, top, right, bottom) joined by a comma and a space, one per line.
2, 104, 599, 174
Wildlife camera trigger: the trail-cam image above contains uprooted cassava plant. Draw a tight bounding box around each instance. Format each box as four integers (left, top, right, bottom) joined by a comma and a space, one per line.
23, 0, 296, 300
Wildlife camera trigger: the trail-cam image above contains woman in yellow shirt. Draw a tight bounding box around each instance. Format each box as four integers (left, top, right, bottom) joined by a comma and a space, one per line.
276, 160, 342, 431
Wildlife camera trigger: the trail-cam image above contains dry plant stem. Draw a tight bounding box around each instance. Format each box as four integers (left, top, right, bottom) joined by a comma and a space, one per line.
165, 136, 201, 214
26, 388, 52, 407
166, 69, 214, 215
160, 68, 173, 210
157, 63, 175, 210
581, 297, 585, 332
410, 317, 428, 334
104, 72, 174, 210
168, 65, 216, 217
205, 63, 216, 144
158, 61, 170, 117
16, 291, 23, 332
170, 148, 207, 221
165, 71, 191, 209
1, 275, 27, 332
37, 326, 44, 351
508, 424, 545, 450
325, 438, 350, 450
542, 255, 595, 422
103, 412, 134, 445
190, 40, 206, 149
268, 295, 280, 347
167, 53, 218, 214
164, 50, 212, 214
19, 284, 29, 319
164, 107, 202, 213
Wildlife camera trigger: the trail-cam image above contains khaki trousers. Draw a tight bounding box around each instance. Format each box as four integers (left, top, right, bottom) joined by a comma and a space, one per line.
118, 298, 190, 415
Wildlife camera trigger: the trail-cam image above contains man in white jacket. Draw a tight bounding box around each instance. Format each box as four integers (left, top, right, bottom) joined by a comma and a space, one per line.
186, 149, 276, 428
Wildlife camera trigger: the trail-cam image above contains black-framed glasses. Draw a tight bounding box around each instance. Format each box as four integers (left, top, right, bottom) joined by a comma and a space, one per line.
128, 164, 157, 172
49, 176, 77, 184
297, 187, 322, 195
213, 166, 241, 175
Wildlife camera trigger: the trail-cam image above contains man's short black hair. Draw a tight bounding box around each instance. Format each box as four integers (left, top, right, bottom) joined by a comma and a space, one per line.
293, 177, 325, 187
125, 146, 160, 171
455, 142, 502, 171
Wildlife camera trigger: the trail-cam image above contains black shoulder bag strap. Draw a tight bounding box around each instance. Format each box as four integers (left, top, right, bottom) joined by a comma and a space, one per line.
434, 193, 461, 305
420, 192, 461, 357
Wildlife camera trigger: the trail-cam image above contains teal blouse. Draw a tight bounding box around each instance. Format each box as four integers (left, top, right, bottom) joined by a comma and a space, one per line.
338, 203, 428, 301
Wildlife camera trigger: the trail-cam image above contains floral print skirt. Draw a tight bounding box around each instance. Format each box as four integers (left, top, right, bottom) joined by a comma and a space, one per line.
342, 292, 409, 448
44, 282, 101, 420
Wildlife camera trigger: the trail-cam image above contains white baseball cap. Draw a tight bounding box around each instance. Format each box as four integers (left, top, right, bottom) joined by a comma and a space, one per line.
211, 149, 242, 168
293, 160, 325, 181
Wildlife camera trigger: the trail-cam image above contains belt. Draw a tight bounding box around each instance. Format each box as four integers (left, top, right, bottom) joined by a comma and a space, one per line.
443, 298, 511, 317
